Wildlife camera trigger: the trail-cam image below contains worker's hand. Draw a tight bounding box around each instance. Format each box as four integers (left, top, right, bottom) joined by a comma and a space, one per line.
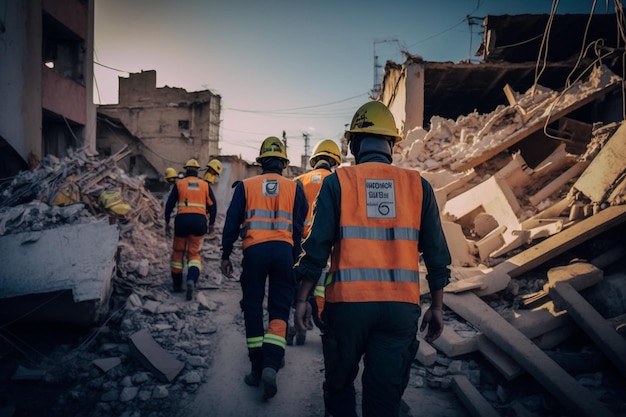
165, 224, 172, 238
419, 307, 444, 343
294, 300, 311, 333
220, 259, 233, 278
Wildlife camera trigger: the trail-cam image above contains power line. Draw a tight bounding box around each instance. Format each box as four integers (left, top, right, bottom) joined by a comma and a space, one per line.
226, 93, 368, 113
407, 0, 481, 49
94, 61, 129, 73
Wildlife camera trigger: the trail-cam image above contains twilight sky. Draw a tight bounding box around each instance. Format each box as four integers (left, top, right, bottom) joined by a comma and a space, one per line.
93, 0, 606, 163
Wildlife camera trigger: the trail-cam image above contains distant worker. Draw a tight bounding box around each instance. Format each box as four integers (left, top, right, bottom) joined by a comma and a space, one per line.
288, 138, 342, 345
162, 167, 180, 211
220, 136, 308, 401
294, 101, 452, 417
203, 159, 222, 235
164, 167, 179, 185
165, 159, 213, 301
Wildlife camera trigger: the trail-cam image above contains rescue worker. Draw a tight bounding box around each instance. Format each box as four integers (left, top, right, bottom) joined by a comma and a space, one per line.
287, 139, 342, 345
203, 159, 222, 235
294, 101, 451, 417
220, 136, 308, 401
162, 167, 180, 211
165, 159, 213, 301
164, 167, 179, 185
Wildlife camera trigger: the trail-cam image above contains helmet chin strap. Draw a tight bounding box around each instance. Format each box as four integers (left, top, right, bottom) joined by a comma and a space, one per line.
350, 136, 392, 164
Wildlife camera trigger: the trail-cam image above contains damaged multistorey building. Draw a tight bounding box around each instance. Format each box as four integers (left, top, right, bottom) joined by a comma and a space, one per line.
375, 12, 626, 417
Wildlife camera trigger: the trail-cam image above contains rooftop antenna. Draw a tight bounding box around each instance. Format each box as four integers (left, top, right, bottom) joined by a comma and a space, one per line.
372, 37, 401, 98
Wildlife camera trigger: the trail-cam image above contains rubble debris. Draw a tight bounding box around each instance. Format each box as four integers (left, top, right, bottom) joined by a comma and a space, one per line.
444, 292, 615, 417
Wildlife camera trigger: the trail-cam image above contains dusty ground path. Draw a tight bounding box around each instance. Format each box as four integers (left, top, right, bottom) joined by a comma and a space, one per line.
181, 279, 469, 417
183, 280, 326, 417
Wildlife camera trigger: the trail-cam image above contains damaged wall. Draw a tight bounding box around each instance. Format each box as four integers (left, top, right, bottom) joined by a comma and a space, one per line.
97, 70, 222, 182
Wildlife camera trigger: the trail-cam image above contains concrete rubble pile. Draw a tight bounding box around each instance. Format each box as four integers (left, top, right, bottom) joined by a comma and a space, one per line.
0, 148, 229, 417
392, 64, 626, 417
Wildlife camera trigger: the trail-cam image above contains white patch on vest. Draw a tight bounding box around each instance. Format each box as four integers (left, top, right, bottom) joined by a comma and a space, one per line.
365, 179, 396, 218
311, 173, 322, 183
188, 181, 200, 190
263, 179, 279, 196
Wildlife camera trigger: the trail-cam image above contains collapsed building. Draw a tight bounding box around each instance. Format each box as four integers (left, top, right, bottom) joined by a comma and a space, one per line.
0, 9, 625, 417
374, 12, 626, 417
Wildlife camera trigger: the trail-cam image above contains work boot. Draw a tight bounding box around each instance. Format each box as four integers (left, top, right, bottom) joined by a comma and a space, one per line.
286, 325, 296, 346
186, 280, 194, 301
244, 370, 261, 387
296, 330, 307, 345
261, 367, 277, 400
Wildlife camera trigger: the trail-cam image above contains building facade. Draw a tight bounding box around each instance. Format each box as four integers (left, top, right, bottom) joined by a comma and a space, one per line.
0, 0, 96, 171
97, 70, 222, 183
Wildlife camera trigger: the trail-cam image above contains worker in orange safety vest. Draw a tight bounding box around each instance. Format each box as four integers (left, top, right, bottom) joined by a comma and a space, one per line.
287, 138, 342, 346
294, 101, 451, 417
165, 159, 213, 301
220, 136, 308, 401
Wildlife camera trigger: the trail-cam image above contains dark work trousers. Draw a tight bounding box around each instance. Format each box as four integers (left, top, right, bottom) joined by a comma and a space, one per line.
171, 213, 207, 288
240, 241, 296, 373
322, 301, 421, 417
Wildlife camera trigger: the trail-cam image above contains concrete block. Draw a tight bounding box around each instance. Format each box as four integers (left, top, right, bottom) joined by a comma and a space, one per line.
573, 122, 626, 203
444, 176, 522, 259
529, 161, 589, 206
444, 292, 615, 417
416, 339, 437, 366
546, 262, 603, 291
93, 357, 122, 373
451, 374, 500, 417
442, 221, 476, 267
477, 335, 523, 381
551, 282, 626, 377
0, 220, 118, 324
129, 329, 184, 382
431, 325, 479, 358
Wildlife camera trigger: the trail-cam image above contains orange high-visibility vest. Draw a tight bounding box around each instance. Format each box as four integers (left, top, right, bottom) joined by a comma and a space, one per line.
295, 168, 332, 237
242, 173, 297, 250
326, 162, 423, 304
176, 176, 212, 215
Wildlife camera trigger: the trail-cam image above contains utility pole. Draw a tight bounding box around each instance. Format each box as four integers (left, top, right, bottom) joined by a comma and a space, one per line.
282, 130, 287, 153
302, 132, 310, 169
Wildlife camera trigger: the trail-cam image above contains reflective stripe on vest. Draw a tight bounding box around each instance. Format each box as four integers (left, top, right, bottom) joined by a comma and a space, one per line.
295, 168, 331, 237
326, 162, 423, 304
176, 176, 211, 215
242, 173, 296, 250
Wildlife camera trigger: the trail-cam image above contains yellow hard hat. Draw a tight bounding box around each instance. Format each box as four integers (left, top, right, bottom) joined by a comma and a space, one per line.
184, 159, 200, 169
256, 136, 289, 164
309, 139, 341, 168
164, 167, 178, 180
344, 101, 403, 144
206, 159, 223, 175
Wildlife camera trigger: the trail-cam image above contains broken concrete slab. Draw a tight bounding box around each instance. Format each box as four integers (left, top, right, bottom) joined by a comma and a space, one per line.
444, 292, 615, 417
93, 357, 122, 373
129, 329, 184, 383
528, 161, 589, 206
477, 335, 524, 381
431, 325, 479, 358
573, 121, 626, 204
546, 262, 603, 291
481, 205, 626, 288
451, 374, 500, 417
0, 220, 118, 324
443, 176, 523, 260
550, 282, 626, 377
